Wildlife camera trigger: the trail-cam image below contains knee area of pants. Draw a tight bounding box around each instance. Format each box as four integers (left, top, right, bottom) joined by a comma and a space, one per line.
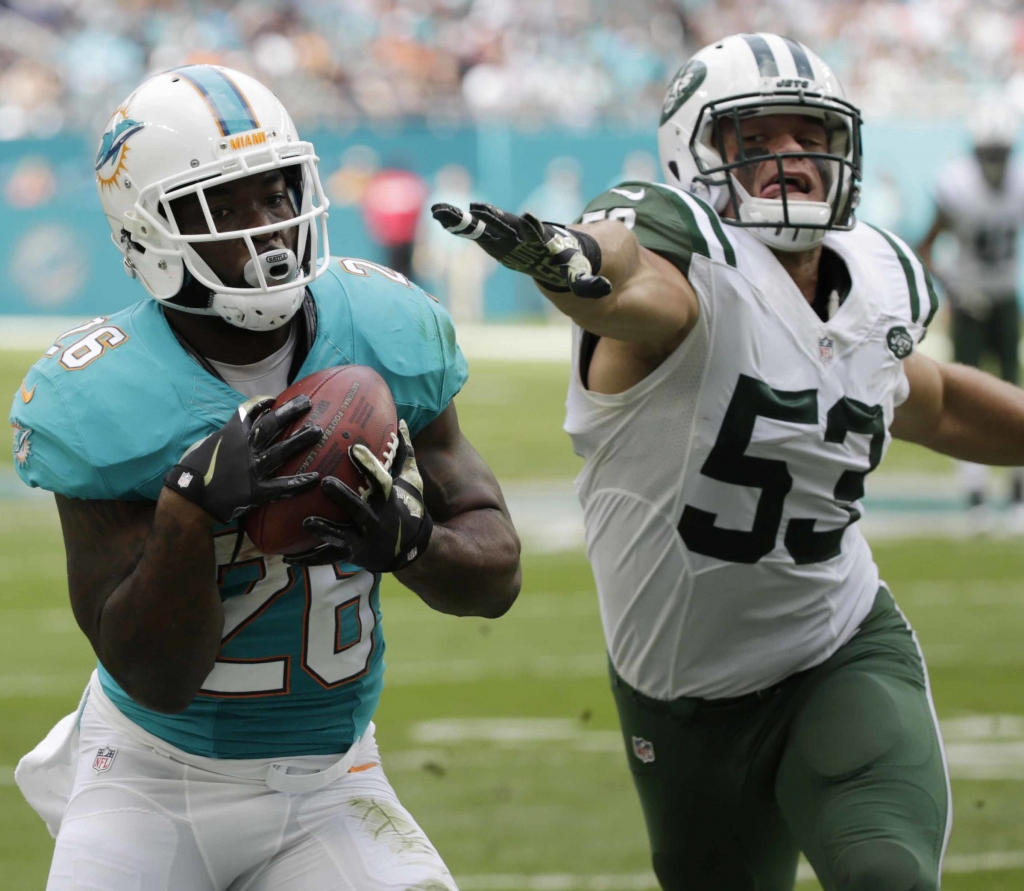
833, 839, 932, 891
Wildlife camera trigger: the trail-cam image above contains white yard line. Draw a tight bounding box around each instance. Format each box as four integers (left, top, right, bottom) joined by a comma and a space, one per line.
453, 849, 1024, 890
385, 654, 608, 686
400, 715, 1024, 781
944, 851, 1024, 872
0, 673, 87, 698
0, 323, 959, 366
0, 320, 578, 362
456, 875, 658, 891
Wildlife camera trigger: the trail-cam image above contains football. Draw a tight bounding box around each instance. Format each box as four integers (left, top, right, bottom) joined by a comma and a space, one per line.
247, 365, 398, 555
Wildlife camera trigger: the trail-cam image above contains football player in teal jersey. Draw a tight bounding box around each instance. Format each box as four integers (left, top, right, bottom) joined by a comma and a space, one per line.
10, 65, 520, 891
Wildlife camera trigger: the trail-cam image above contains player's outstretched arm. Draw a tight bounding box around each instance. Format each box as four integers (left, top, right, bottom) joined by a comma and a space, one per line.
892, 352, 1024, 463
431, 203, 698, 354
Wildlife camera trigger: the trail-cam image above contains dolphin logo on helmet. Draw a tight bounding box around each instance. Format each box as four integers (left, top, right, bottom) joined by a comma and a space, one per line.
95, 113, 146, 191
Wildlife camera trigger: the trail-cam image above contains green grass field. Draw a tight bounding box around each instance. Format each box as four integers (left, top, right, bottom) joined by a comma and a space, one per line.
1, 350, 1022, 890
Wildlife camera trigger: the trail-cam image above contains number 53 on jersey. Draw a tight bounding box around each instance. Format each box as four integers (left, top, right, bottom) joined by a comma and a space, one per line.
680, 373, 885, 566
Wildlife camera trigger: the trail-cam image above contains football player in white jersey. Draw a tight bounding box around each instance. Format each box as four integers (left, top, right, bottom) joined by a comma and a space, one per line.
918, 102, 1024, 518
433, 32, 1024, 891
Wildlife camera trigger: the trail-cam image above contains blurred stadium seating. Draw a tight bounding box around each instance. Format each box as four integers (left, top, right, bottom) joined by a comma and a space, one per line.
0, 0, 1020, 137
0, 0, 1020, 322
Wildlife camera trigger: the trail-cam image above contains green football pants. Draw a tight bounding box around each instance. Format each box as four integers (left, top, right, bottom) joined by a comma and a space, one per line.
610, 587, 950, 891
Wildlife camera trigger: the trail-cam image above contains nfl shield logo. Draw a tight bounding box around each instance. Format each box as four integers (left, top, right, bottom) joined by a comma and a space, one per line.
631, 736, 655, 763
92, 746, 117, 773
818, 337, 834, 362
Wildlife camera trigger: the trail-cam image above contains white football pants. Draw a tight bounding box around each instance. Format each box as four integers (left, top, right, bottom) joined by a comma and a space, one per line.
21, 674, 457, 891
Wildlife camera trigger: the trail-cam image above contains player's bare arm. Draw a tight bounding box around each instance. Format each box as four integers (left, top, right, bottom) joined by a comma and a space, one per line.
395, 402, 521, 618
892, 352, 1024, 463
58, 395, 322, 713
56, 491, 222, 714
535, 220, 697, 348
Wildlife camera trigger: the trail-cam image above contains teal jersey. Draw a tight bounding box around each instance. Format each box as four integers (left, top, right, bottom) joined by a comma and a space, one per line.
10, 259, 468, 758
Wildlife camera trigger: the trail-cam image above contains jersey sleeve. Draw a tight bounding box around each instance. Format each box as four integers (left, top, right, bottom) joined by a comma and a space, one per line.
8, 305, 202, 502
331, 265, 469, 437
9, 365, 116, 499
577, 181, 736, 276
404, 291, 468, 436
866, 223, 941, 343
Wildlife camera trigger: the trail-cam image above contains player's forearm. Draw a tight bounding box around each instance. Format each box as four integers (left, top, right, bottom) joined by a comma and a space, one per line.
909, 363, 1024, 464
395, 508, 521, 618
537, 221, 695, 344
535, 220, 636, 328
97, 490, 224, 713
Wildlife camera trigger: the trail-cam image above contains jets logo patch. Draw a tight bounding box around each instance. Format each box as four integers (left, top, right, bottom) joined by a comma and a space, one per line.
886, 326, 914, 360
660, 60, 707, 125
632, 736, 656, 763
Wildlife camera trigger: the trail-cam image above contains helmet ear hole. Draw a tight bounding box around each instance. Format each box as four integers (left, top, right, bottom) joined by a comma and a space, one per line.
120, 228, 146, 255
668, 160, 680, 180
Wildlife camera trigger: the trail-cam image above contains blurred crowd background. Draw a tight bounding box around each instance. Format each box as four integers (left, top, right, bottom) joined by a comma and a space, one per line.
0, 0, 1021, 323
0, 0, 1021, 140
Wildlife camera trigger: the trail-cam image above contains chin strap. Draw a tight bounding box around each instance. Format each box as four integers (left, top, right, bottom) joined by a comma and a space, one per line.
165, 266, 216, 312
161, 290, 315, 384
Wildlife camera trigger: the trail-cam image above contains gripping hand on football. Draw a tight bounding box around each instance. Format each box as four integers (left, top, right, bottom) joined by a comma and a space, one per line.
165, 395, 322, 524
297, 420, 432, 573
431, 202, 612, 299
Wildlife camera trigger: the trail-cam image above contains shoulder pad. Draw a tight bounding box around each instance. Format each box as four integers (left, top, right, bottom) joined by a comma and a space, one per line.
9, 305, 219, 500
310, 259, 468, 437
578, 181, 736, 275
862, 223, 939, 339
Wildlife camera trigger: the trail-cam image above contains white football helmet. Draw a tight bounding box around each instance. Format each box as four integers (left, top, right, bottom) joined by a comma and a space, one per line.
658, 33, 861, 252
969, 100, 1017, 150
95, 65, 330, 331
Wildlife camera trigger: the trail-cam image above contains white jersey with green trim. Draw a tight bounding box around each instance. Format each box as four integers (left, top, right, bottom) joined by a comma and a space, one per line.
565, 184, 937, 700
934, 154, 1024, 299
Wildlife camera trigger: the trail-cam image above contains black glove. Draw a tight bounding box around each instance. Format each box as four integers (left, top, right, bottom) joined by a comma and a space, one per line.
165, 395, 322, 523
294, 419, 432, 572
431, 202, 612, 299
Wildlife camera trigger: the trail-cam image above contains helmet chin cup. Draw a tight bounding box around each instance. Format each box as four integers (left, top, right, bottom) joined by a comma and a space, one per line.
211, 285, 306, 331
732, 176, 829, 252
244, 248, 298, 288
